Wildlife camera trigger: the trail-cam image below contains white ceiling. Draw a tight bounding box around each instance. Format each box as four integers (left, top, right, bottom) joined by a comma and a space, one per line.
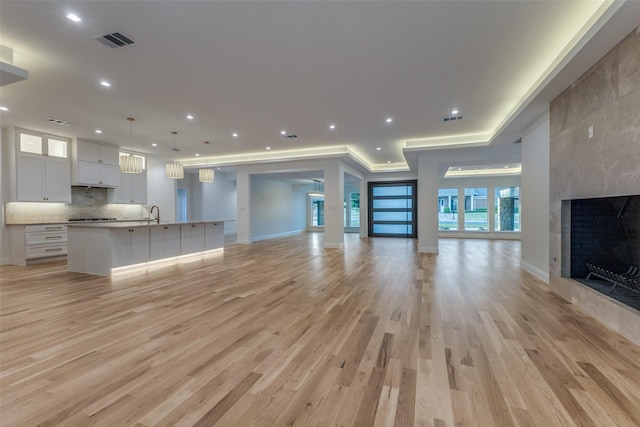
1, 1, 638, 173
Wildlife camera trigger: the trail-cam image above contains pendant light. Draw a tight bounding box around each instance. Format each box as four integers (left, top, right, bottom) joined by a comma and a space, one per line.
199, 141, 215, 183
119, 117, 143, 174
165, 131, 184, 179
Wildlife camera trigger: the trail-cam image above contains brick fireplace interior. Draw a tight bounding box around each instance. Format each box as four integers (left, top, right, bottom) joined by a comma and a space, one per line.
565, 195, 640, 310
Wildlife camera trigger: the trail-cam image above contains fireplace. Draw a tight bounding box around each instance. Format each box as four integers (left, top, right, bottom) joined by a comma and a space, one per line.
563, 195, 640, 310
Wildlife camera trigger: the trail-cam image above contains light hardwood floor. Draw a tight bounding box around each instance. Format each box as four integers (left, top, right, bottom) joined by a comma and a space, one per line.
1, 234, 640, 426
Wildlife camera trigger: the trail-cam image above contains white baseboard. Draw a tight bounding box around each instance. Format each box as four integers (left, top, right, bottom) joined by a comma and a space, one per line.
324, 242, 344, 249
252, 229, 303, 242
236, 239, 252, 244
521, 260, 549, 283
419, 246, 439, 253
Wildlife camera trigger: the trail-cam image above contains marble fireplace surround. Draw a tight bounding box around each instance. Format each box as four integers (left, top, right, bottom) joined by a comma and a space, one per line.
550, 26, 640, 345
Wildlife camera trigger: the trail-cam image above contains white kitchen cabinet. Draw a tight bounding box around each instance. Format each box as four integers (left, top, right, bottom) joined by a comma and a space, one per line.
76, 140, 119, 165
149, 225, 181, 261
72, 139, 120, 187
110, 227, 149, 268
180, 223, 205, 255
10, 128, 71, 202
108, 169, 147, 204
204, 222, 224, 250
77, 161, 120, 187
9, 224, 68, 265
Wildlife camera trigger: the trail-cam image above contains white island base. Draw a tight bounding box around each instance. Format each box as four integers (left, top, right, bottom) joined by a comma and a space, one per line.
67, 221, 227, 276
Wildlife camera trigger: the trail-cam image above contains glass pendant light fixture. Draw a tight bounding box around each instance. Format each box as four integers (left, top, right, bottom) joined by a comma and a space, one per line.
120, 117, 143, 174
199, 141, 215, 183
165, 131, 184, 179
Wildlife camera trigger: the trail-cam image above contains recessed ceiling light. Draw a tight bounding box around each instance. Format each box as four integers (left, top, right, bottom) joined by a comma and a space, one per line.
329, 124, 336, 130
387, 160, 391, 163
195, 153, 200, 157
280, 130, 286, 135
376, 147, 381, 151
451, 108, 459, 115
152, 143, 158, 147
385, 117, 393, 124
216, 167, 221, 170
186, 114, 194, 120
66, 13, 82, 23
100, 80, 111, 87
232, 133, 239, 138
95, 129, 102, 134
457, 167, 462, 171
0, 106, 8, 111
266, 146, 271, 150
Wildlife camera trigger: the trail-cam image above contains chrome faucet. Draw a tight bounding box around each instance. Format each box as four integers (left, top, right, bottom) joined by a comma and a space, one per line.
150, 205, 160, 224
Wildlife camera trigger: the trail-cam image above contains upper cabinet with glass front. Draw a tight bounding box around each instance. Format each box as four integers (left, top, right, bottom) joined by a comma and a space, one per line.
8, 128, 72, 202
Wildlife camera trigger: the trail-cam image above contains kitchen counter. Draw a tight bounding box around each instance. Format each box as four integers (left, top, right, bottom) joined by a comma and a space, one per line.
67, 219, 233, 228
67, 220, 228, 276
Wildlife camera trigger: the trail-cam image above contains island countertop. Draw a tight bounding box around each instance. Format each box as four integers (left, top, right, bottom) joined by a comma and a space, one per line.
67, 219, 234, 229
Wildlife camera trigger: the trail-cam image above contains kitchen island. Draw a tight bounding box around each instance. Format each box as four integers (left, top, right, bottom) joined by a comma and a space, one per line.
67, 220, 230, 276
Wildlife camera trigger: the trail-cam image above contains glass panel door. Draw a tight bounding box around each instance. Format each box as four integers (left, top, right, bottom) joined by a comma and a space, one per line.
368, 181, 417, 237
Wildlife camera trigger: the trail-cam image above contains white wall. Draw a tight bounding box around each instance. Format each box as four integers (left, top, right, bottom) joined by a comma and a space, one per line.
250, 176, 306, 241
0, 129, 10, 264
200, 172, 237, 234
521, 111, 550, 282
146, 159, 177, 223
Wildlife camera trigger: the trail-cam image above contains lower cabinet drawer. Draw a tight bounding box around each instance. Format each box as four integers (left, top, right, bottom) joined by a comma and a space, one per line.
26, 244, 68, 259
26, 232, 68, 245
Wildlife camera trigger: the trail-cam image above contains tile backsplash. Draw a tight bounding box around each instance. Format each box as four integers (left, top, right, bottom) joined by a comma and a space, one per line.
5, 187, 149, 224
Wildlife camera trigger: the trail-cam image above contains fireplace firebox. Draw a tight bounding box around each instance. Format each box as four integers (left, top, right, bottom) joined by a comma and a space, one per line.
564, 195, 640, 310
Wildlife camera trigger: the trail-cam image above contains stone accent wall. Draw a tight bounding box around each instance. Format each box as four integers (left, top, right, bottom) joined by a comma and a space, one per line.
549, 26, 640, 345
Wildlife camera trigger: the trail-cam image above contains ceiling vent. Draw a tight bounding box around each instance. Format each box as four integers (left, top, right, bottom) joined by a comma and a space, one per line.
93, 31, 135, 49
283, 134, 298, 139
513, 138, 522, 144
442, 115, 464, 122
170, 148, 180, 152
46, 117, 69, 126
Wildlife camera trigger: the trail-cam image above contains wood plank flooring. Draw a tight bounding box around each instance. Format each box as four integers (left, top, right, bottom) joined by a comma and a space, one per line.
1, 234, 640, 426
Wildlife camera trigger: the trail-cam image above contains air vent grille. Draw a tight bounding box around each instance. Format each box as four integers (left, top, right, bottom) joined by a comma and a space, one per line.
93, 31, 135, 49
442, 116, 464, 122
170, 148, 180, 152
283, 134, 298, 139
46, 117, 69, 126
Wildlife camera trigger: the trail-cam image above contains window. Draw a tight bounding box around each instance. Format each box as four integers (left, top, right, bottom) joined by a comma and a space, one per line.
464, 187, 488, 231
311, 195, 324, 227
344, 192, 360, 228
438, 188, 458, 230
495, 186, 520, 231
177, 188, 188, 222
368, 181, 416, 237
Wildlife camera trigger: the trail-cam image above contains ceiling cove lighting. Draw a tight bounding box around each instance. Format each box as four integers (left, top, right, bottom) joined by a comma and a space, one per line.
166, 131, 184, 179
100, 80, 111, 87
444, 164, 522, 178
66, 13, 82, 23
199, 141, 215, 183
119, 117, 143, 174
